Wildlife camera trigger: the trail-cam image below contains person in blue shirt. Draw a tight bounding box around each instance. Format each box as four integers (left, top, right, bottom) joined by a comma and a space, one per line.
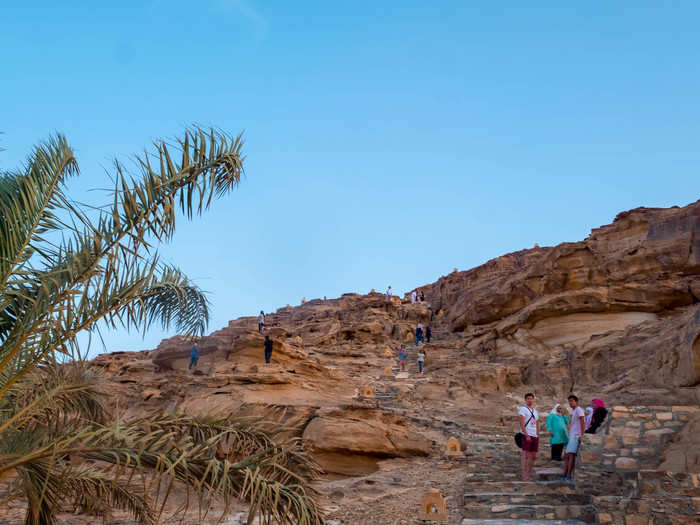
546, 403, 570, 461
398, 345, 407, 371
189, 342, 199, 370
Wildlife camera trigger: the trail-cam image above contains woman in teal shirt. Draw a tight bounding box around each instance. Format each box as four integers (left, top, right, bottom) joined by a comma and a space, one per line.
546, 404, 569, 461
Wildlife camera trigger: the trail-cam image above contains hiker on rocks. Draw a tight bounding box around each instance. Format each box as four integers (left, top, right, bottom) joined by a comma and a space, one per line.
415, 323, 424, 346
398, 345, 407, 371
518, 393, 539, 481
411, 290, 417, 304
189, 342, 199, 370
417, 347, 426, 374
420, 291, 425, 302
546, 403, 569, 461
585, 398, 608, 434
258, 311, 265, 332
264, 335, 273, 364
426, 326, 432, 343
386, 286, 393, 301
562, 394, 585, 482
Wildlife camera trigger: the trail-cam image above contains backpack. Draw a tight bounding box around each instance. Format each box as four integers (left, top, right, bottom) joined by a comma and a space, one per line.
514, 408, 535, 448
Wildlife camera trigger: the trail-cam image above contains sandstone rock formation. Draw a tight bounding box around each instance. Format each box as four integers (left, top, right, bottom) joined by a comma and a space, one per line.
76, 199, 700, 524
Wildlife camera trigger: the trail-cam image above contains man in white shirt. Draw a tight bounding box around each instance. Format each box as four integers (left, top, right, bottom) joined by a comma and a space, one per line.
411, 290, 417, 304
386, 286, 393, 301
518, 393, 539, 481
563, 394, 586, 481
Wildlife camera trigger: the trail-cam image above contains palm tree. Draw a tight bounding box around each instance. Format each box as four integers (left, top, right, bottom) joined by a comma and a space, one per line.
0, 129, 325, 524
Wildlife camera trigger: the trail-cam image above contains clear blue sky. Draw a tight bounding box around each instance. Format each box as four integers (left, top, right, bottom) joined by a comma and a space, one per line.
2, 1, 699, 354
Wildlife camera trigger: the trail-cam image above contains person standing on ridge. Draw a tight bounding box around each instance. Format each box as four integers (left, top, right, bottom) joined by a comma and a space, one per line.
386, 286, 393, 301
518, 393, 539, 481
189, 342, 200, 370
415, 323, 424, 346
398, 344, 407, 371
411, 290, 417, 304
258, 311, 265, 332
562, 394, 586, 482
264, 335, 273, 364
420, 291, 425, 302
426, 326, 432, 343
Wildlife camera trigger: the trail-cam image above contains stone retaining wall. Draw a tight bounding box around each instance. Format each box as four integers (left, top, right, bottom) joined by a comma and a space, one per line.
577, 405, 699, 524
579, 405, 697, 473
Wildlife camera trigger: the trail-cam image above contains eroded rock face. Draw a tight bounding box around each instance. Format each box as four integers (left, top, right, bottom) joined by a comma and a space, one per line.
302, 407, 432, 475
89, 199, 699, 485
425, 200, 699, 331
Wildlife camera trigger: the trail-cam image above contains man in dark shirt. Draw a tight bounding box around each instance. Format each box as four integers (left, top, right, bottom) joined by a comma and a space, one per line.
264, 335, 273, 364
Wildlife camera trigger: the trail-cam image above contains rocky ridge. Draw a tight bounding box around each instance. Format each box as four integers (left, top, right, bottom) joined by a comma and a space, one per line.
65, 200, 700, 523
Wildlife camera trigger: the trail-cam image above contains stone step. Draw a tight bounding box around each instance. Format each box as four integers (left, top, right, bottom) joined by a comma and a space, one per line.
534, 468, 567, 482
461, 518, 586, 525
462, 481, 577, 495
461, 503, 596, 522
462, 493, 591, 506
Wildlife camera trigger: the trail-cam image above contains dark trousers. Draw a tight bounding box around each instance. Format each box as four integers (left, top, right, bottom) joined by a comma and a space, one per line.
189, 356, 198, 369
258, 322, 263, 332
551, 443, 564, 461
264, 350, 272, 364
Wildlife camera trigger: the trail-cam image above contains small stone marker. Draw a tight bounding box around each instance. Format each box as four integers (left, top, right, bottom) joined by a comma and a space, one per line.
418, 489, 448, 523
385, 348, 393, 356
444, 436, 463, 457
360, 385, 374, 398
383, 366, 393, 377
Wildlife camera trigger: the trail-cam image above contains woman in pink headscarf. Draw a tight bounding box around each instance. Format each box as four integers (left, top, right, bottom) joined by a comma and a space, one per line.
585, 398, 608, 434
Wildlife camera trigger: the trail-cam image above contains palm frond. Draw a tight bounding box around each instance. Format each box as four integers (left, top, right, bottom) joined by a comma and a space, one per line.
0, 363, 106, 435
65, 468, 155, 525
0, 415, 326, 524
0, 126, 242, 397
0, 134, 78, 295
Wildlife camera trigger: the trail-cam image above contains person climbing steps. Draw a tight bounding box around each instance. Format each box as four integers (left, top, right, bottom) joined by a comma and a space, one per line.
415, 323, 424, 346
264, 335, 273, 364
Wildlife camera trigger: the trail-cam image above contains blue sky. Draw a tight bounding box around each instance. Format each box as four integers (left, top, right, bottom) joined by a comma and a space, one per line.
2, 1, 699, 354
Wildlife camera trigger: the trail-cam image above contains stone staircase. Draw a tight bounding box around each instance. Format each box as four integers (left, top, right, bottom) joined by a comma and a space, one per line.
457, 424, 595, 524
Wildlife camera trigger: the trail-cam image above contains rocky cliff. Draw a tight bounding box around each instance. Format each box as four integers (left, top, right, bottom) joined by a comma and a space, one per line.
88, 199, 699, 524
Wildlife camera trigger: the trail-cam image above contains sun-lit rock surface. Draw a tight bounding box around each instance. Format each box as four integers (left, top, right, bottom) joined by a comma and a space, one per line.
77, 199, 699, 524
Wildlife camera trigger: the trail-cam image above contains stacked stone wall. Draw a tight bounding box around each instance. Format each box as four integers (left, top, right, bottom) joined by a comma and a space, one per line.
579, 405, 697, 473
577, 405, 699, 524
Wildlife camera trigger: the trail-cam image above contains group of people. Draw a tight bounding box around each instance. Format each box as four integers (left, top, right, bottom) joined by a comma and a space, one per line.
397, 343, 427, 374
518, 393, 608, 482
396, 323, 432, 374
386, 285, 428, 306
415, 322, 432, 345
410, 289, 425, 303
